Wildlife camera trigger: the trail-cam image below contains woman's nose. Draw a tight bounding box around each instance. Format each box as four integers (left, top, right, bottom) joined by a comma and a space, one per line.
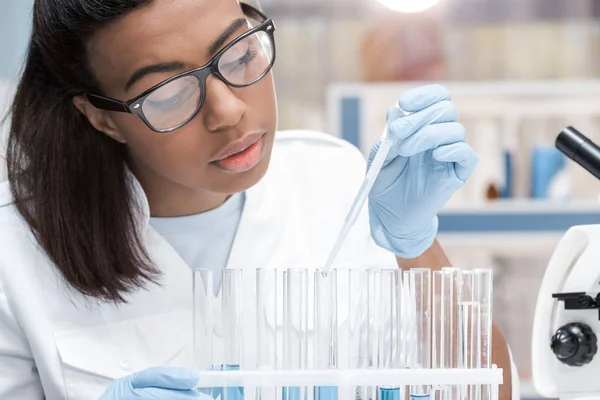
202, 76, 246, 132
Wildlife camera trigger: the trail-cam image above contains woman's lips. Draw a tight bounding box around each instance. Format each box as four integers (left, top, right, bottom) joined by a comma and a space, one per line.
212, 135, 264, 173
212, 132, 264, 161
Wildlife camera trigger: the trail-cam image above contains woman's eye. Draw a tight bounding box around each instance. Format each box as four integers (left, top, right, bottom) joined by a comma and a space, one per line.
221, 46, 257, 71
147, 86, 192, 110
148, 95, 180, 110
237, 48, 257, 65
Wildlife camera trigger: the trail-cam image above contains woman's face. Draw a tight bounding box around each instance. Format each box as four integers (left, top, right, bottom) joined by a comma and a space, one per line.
78, 0, 277, 206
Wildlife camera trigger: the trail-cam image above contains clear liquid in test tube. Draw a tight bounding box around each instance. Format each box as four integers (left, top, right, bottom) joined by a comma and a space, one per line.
409, 268, 431, 400
375, 269, 401, 400
475, 269, 493, 400
314, 269, 338, 400
283, 268, 308, 400
222, 269, 244, 400
348, 269, 370, 400
256, 268, 278, 400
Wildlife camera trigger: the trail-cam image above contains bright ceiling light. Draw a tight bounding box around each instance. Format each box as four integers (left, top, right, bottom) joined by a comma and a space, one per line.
376, 0, 444, 13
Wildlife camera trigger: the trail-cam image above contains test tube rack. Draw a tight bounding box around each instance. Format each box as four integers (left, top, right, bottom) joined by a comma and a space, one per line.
192, 267, 500, 400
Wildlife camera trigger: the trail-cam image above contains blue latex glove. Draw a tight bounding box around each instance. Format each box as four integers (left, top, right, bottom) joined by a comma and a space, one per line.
368, 84, 478, 258
99, 366, 210, 400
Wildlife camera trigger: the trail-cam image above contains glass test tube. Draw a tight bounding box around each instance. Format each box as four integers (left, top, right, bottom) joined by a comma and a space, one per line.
256, 268, 278, 400
375, 269, 401, 400
443, 268, 461, 400
222, 269, 244, 400
432, 271, 443, 400
409, 268, 431, 400
283, 268, 308, 400
441, 269, 459, 369
475, 269, 493, 400
348, 269, 370, 400
458, 270, 475, 400
314, 269, 338, 400
193, 269, 214, 371
432, 271, 442, 369
401, 270, 412, 372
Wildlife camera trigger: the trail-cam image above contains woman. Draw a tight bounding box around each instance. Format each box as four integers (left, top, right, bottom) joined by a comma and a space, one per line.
0, 0, 514, 399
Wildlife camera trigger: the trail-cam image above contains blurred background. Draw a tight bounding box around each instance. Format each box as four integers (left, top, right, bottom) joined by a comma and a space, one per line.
3, 0, 600, 398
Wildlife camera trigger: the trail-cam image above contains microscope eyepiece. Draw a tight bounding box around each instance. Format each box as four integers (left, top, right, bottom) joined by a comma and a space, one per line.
556, 126, 600, 180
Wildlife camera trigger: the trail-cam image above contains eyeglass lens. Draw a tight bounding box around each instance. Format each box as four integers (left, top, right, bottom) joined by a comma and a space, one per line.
141, 30, 274, 131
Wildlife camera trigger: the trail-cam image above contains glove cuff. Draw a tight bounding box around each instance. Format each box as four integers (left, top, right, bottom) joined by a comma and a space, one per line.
377, 217, 439, 259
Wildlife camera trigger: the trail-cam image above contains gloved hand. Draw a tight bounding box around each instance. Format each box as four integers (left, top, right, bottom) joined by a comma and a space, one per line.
368, 84, 478, 258
99, 366, 210, 400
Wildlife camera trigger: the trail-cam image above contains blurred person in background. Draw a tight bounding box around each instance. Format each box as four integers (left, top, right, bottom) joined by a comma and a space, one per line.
361, 12, 446, 81
0, 0, 514, 399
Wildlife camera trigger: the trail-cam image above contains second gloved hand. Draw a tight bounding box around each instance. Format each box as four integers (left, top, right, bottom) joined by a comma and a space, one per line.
368, 84, 478, 259
99, 366, 211, 400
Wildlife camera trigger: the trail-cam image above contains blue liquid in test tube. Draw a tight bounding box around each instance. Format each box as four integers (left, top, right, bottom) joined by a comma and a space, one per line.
380, 387, 401, 400
203, 364, 243, 400
224, 364, 244, 400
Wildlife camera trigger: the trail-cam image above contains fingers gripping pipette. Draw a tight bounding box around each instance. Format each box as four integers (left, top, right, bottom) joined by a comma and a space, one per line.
321, 123, 394, 276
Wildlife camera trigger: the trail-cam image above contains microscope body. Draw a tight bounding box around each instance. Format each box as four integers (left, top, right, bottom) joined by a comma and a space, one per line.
532, 127, 600, 400
532, 225, 600, 400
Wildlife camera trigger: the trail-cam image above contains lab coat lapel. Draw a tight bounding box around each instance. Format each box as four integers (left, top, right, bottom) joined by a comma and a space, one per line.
226, 151, 312, 272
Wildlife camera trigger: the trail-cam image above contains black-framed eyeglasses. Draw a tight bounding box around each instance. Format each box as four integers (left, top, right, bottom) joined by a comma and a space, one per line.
87, 3, 276, 133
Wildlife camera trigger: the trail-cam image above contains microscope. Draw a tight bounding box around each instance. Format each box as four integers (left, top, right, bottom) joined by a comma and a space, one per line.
532, 127, 600, 400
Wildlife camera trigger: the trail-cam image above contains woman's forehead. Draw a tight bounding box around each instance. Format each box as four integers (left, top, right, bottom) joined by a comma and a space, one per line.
88, 0, 245, 95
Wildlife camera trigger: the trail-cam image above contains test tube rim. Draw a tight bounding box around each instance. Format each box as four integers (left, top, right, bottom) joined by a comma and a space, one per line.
410, 267, 432, 273
256, 267, 278, 272
285, 267, 309, 273
223, 268, 242, 276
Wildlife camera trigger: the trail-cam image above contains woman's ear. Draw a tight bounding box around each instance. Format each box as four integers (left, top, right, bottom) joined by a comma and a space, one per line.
72, 95, 127, 143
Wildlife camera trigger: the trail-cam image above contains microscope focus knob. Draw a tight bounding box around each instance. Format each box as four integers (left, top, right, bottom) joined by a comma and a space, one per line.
551, 322, 597, 366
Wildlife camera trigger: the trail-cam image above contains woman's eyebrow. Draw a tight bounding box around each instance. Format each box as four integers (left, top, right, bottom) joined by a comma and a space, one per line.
125, 61, 186, 92
208, 18, 247, 55
123, 18, 247, 93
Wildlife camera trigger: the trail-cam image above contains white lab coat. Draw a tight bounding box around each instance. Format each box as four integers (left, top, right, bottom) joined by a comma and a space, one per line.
0, 130, 519, 399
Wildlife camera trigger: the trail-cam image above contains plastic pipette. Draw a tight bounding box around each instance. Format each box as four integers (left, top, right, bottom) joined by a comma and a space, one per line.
321, 124, 393, 276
